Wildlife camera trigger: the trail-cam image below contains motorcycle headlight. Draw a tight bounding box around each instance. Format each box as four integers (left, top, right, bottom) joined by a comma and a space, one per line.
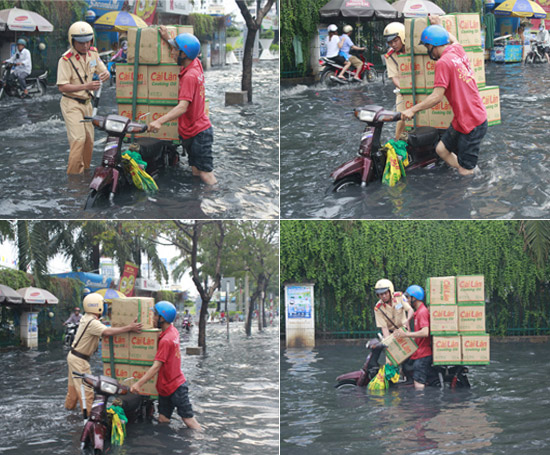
104, 119, 126, 133
99, 380, 118, 395
356, 109, 376, 122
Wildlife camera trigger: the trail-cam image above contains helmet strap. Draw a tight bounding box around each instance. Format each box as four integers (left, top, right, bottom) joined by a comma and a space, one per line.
178, 51, 186, 66
427, 46, 439, 61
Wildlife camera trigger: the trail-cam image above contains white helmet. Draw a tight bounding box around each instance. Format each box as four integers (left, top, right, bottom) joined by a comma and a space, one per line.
384, 22, 406, 44
68, 21, 94, 46
83, 293, 104, 315
343, 25, 353, 34
328, 24, 338, 32
375, 279, 395, 296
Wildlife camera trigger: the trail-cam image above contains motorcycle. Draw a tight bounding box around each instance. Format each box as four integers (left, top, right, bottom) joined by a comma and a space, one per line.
182, 317, 192, 332
74, 371, 154, 455
83, 113, 180, 209
0, 62, 47, 100
330, 104, 441, 192
319, 50, 378, 86
335, 339, 471, 390
525, 41, 549, 64
64, 323, 79, 348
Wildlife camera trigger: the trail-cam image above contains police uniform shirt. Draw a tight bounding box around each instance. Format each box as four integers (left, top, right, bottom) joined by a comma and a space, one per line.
57, 46, 107, 100
385, 48, 400, 79
374, 291, 412, 331
71, 313, 106, 356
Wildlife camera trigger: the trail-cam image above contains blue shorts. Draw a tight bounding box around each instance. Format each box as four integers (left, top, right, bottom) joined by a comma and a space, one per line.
158, 382, 195, 420
179, 126, 214, 173
441, 119, 488, 170
412, 355, 433, 385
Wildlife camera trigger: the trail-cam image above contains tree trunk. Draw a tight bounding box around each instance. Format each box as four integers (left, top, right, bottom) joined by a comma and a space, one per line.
91, 243, 100, 274
198, 296, 210, 349
241, 26, 258, 103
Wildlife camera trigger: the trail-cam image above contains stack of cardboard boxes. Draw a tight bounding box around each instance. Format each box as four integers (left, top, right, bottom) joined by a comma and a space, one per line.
398, 14, 501, 130
427, 275, 490, 365
102, 296, 160, 395
116, 25, 194, 141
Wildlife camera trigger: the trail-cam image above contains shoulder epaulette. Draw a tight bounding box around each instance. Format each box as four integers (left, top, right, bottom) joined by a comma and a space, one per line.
375, 302, 383, 311
385, 48, 395, 59
62, 50, 73, 61
90, 46, 98, 52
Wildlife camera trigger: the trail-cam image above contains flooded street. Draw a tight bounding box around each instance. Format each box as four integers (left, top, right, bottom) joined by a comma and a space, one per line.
0, 322, 279, 454
280, 341, 550, 455
281, 64, 550, 219
0, 60, 279, 219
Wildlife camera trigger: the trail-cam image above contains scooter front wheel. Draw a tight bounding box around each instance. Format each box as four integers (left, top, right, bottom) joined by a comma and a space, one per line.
319, 67, 338, 86
364, 68, 378, 83
335, 379, 359, 389
332, 174, 362, 193
84, 189, 100, 210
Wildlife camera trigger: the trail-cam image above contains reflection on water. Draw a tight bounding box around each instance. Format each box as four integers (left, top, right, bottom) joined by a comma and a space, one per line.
0, 61, 279, 219
281, 64, 550, 219
281, 342, 550, 455
0, 323, 279, 455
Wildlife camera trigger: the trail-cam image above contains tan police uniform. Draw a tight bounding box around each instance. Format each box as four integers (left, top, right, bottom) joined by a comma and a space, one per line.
384, 48, 405, 113
65, 313, 106, 413
374, 291, 412, 332
57, 46, 107, 174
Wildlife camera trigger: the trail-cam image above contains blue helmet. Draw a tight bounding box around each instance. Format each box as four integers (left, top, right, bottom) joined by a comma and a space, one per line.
170, 33, 201, 60
420, 25, 450, 47
154, 301, 177, 323
405, 285, 425, 302
17, 39, 27, 46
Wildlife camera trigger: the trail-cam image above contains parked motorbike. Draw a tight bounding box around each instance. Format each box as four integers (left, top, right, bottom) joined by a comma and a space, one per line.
525, 41, 549, 64
330, 104, 441, 192
64, 323, 79, 348
0, 62, 47, 100
319, 50, 378, 86
74, 371, 154, 455
182, 317, 192, 332
335, 339, 471, 390
83, 113, 180, 209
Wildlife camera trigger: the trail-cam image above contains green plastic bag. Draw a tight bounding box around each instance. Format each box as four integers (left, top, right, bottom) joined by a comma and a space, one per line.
381, 140, 409, 187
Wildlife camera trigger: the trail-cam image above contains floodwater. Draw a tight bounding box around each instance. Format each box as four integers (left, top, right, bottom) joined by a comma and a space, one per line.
0, 60, 279, 219
0, 321, 279, 454
280, 341, 550, 455
281, 64, 550, 219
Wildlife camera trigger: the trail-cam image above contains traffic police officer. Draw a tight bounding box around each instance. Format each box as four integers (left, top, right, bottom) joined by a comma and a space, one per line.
57, 21, 109, 175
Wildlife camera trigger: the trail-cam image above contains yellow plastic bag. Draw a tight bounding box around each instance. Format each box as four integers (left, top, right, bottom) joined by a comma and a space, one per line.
122, 153, 159, 193
381, 140, 409, 187
368, 365, 388, 390
107, 406, 127, 446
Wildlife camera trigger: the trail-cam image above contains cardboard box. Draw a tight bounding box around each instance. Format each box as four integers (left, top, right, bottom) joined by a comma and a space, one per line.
128, 26, 194, 65
398, 54, 425, 93
458, 305, 486, 334
433, 336, 462, 365
452, 13, 482, 48
147, 64, 179, 105
111, 297, 155, 329
116, 64, 148, 103
103, 362, 158, 396
117, 103, 149, 123
403, 94, 431, 128
461, 334, 490, 364
430, 304, 458, 334
420, 54, 436, 90
429, 96, 454, 129
147, 104, 179, 141
464, 47, 486, 87
101, 333, 130, 362
129, 329, 161, 364
405, 17, 429, 55
479, 86, 501, 126
382, 331, 418, 366
427, 276, 456, 305
456, 275, 485, 303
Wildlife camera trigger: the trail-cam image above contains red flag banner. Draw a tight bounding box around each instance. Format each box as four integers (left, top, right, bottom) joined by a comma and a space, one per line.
119, 262, 139, 297
133, 0, 158, 26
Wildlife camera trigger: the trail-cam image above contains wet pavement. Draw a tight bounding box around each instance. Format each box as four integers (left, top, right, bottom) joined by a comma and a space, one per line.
281, 63, 550, 219
0, 60, 279, 219
0, 321, 279, 454
281, 341, 550, 455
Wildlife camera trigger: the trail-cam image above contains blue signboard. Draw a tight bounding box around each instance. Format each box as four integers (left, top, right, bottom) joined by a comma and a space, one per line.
52, 271, 112, 291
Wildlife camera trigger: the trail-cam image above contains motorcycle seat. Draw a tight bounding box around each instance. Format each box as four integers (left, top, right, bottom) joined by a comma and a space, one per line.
407, 126, 440, 148
134, 137, 170, 162
27, 70, 47, 80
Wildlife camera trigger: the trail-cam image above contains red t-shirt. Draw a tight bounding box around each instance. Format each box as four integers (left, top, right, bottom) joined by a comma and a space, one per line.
434, 43, 486, 134
154, 324, 186, 396
411, 303, 432, 360
177, 58, 211, 139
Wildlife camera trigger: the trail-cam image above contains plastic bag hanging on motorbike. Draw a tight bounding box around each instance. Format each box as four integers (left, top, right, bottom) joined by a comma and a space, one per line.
382, 140, 409, 187
121, 153, 159, 194
367, 364, 400, 391
107, 405, 128, 446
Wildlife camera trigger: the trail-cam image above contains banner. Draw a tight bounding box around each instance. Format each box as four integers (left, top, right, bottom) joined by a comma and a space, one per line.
119, 262, 139, 297
134, 0, 158, 26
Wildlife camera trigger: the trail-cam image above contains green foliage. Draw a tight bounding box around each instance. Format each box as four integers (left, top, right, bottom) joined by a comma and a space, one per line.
281, 221, 550, 336
0, 267, 32, 289
227, 26, 242, 38
189, 13, 215, 40
270, 43, 279, 53
156, 290, 176, 303
226, 43, 234, 52
260, 28, 274, 39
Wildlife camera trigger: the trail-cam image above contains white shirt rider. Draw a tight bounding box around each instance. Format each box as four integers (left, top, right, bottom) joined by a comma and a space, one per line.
6, 47, 32, 76
536, 25, 550, 45
326, 34, 340, 59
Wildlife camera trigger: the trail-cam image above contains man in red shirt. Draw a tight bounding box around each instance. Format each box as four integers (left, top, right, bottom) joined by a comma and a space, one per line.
394, 285, 433, 390
130, 301, 201, 429
401, 16, 488, 176
148, 27, 217, 185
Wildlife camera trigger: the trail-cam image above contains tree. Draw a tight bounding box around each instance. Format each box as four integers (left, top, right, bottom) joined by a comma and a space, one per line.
236, 0, 276, 102
520, 220, 550, 271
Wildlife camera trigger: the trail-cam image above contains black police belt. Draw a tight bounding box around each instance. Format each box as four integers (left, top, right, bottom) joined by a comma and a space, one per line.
70, 348, 91, 362
62, 94, 91, 104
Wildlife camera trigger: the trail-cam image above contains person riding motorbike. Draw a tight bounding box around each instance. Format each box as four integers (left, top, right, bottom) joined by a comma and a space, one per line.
326, 24, 345, 64
111, 40, 128, 62
65, 293, 142, 414
383, 22, 407, 141
64, 306, 82, 325
373, 279, 414, 339
3, 38, 32, 98
394, 285, 434, 390
57, 21, 110, 175
338, 25, 366, 81
535, 22, 550, 63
